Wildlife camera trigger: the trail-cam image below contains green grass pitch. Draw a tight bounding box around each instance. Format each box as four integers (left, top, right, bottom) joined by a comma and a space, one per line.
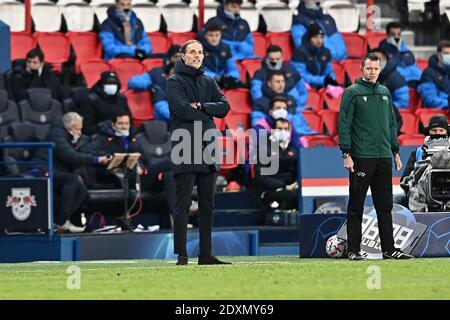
1, 256, 449, 299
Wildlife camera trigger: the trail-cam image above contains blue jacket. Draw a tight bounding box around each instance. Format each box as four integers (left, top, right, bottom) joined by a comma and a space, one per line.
379, 39, 422, 83
251, 60, 307, 103
417, 54, 450, 109
291, 40, 335, 89
99, 6, 152, 61
291, 2, 347, 61
251, 84, 315, 135
377, 57, 409, 109
203, 5, 254, 61
128, 67, 170, 121
198, 33, 240, 80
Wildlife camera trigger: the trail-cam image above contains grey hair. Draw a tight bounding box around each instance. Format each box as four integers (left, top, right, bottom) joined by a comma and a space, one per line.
63, 112, 83, 131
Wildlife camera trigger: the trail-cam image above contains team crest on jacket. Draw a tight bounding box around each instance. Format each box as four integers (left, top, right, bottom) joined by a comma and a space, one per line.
6, 188, 37, 221
321, 55, 328, 61
239, 24, 245, 30
285, 72, 291, 78
383, 96, 388, 101
221, 51, 227, 57
363, 96, 367, 102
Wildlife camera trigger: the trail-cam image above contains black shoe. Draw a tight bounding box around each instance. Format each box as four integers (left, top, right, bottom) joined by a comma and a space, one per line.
176, 256, 188, 266
198, 255, 231, 265
348, 251, 367, 261
114, 217, 134, 232
383, 249, 414, 260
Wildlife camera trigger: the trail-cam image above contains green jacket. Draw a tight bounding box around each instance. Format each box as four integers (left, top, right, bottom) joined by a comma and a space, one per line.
338, 78, 400, 158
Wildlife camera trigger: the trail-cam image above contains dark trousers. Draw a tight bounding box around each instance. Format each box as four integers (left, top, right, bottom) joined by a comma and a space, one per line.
53, 172, 89, 225
347, 158, 395, 253
173, 172, 216, 257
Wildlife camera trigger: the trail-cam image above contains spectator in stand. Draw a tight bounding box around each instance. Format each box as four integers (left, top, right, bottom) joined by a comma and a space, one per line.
198, 22, 241, 89
291, 0, 347, 61
252, 45, 307, 101
417, 40, 450, 109
203, 0, 254, 61
291, 23, 338, 89
252, 71, 314, 136
99, 0, 152, 61
80, 71, 132, 135
379, 22, 422, 87
10, 48, 66, 103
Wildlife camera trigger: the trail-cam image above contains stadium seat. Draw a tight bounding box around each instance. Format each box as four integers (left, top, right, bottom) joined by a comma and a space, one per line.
306, 89, 323, 112
260, 3, 293, 32
167, 32, 197, 46
342, 59, 361, 84
217, 135, 239, 170
302, 110, 322, 132
10, 32, 37, 61
266, 32, 293, 62
80, 60, 112, 88
147, 32, 170, 54
415, 58, 428, 71
31, 1, 62, 32
397, 134, 425, 146
142, 58, 165, 71
399, 109, 418, 135
409, 87, 422, 112
132, 3, 161, 32
62, 87, 90, 113
415, 109, 449, 128
365, 32, 386, 49
123, 90, 154, 128
224, 88, 252, 114
19, 88, 63, 140
0, 1, 25, 32
0, 89, 20, 141
66, 32, 102, 74
59, 2, 95, 32
331, 61, 345, 85
322, 90, 342, 112
322, 0, 359, 32
319, 109, 339, 137
34, 32, 71, 73
214, 117, 225, 131
342, 33, 367, 59
235, 62, 246, 83
109, 59, 146, 89
252, 32, 268, 58
161, 3, 195, 32
240, 59, 262, 81
302, 134, 336, 147
224, 112, 250, 131
239, 2, 259, 32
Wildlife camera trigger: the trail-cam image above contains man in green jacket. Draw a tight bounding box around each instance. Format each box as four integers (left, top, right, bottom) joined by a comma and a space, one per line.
338, 52, 414, 260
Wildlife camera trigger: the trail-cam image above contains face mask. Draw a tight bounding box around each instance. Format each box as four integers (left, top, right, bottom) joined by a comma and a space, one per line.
104, 84, 118, 96
224, 10, 239, 19
266, 58, 283, 70
387, 36, 401, 48
305, 1, 320, 10
273, 130, 290, 142
272, 108, 288, 120
71, 134, 81, 144
429, 133, 448, 140
27, 69, 39, 77
115, 129, 130, 137
442, 54, 450, 66
379, 60, 387, 70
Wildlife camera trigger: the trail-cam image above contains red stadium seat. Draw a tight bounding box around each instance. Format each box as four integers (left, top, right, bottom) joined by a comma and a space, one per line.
253, 32, 268, 58
11, 32, 36, 61
342, 59, 361, 84
365, 32, 386, 49
123, 90, 154, 128
322, 90, 342, 112
142, 58, 164, 71
266, 32, 293, 62
224, 112, 250, 131
235, 61, 246, 83
416, 109, 449, 127
34, 32, 71, 73
80, 60, 112, 88
214, 117, 225, 131
302, 135, 336, 147
147, 32, 170, 54
224, 88, 252, 114
409, 87, 422, 112
302, 110, 322, 132
66, 32, 102, 74
416, 58, 428, 71
399, 109, 418, 135
240, 59, 262, 80
331, 61, 345, 85
217, 136, 239, 170
398, 134, 425, 146
342, 32, 367, 59
109, 58, 146, 89
167, 32, 197, 46
306, 89, 323, 112
319, 110, 339, 137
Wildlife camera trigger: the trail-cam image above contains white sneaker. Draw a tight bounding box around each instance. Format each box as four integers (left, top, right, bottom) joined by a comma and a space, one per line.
60, 220, 86, 233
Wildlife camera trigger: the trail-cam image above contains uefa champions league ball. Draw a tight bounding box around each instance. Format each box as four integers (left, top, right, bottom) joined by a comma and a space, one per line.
325, 235, 347, 258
